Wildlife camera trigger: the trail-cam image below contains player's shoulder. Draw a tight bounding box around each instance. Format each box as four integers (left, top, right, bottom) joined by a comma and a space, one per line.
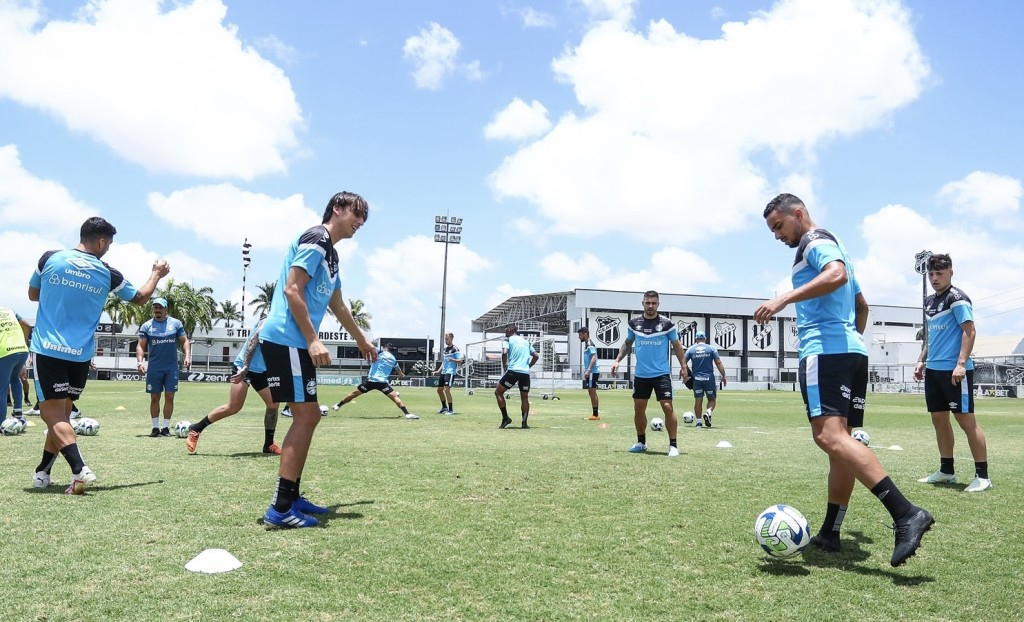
799, 228, 839, 253
949, 286, 972, 304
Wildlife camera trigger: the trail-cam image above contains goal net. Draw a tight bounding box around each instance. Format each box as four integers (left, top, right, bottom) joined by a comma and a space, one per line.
463, 331, 559, 398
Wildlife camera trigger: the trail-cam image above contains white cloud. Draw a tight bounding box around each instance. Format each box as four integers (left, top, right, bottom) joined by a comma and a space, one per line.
403, 22, 483, 90
489, 0, 929, 244
937, 171, 1022, 220
484, 283, 534, 312
0, 0, 303, 180
255, 33, 298, 65
147, 184, 321, 250
577, 0, 637, 24
521, 7, 556, 28
539, 251, 610, 282
0, 144, 95, 238
595, 247, 721, 293
485, 98, 552, 141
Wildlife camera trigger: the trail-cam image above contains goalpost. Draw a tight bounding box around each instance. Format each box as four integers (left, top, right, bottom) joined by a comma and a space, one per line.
462, 331, 559, 399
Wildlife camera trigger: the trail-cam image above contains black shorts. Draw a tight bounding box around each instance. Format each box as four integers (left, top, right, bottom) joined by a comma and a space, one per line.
357, 380, 394, 395
798, 353, 867, 426
582, 372, 600, 389
500, 370, 531, 391
924, 368, 974, 414
232, 364, 269, 392
633, 375, 673, 401
438, 373, 455, 387
34, 353, 89, 402
260, 341, 318, 404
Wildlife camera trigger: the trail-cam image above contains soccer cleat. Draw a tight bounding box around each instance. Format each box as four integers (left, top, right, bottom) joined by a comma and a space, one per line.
333, 402, 343, 411
702, 411, 712, 428
667, 446, 680, 458
65, 479, 85, 495
33, 471, 52, 488
185, 430, 200, 454
891, 506, 934, 567
404, 413, 420, 420
263, 443, 282, 455
917, 470, 956, 484
964, 477, 992, 493
263, 505, 318, 528
292, 495, 329, 515
76, 466, 97, 485
445, 409, 455, 415
809, 532, 842, 553
160, 427, 171, 437
521, 421, 530, 429
499, 417, 513, 429
281, 407, 292, 417
628, 442, 647, 453
437, 407, 448, 414
149, 428, 161, 437
70, 407, 82, 420
25, 407, 40, 416
587, 415, 601, 421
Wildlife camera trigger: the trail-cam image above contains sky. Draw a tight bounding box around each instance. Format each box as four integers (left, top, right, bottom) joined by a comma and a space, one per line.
2, 0, 1023, 347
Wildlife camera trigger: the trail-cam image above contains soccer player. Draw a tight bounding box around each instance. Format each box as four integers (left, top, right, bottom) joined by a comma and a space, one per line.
185, 316, 282, 455
578, 326, 600, 420
683, 331, 727, 428
137, 297, 191, 437
755, 193, 933, 567
259, 191, 376, 528
433, 332, 462, 414
0, 306, 31, 424
610, 291, 687, 457
333, 343, 418, 419
912, 253, 991, 492
29, 216, 170, 493
495, 324, 539, 429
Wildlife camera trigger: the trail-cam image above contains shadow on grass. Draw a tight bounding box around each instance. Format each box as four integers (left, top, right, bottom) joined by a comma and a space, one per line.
24, 479, 164, 494
797, 530, 937, 585
258, 500, 374, 530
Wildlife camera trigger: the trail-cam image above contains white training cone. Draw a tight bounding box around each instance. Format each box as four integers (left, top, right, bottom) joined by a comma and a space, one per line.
115, 406, 126, 411
887, 445, 904, 451
185, 548, 242, 574
716, 441, 733, 448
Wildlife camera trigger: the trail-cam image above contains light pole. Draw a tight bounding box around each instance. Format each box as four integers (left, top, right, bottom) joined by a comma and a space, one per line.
433, 214, 463, 363
241, 239, 252, 330
914, 250, 931, 339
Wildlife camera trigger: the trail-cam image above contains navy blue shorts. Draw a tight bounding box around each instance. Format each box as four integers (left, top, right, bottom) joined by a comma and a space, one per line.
633, 375, 673, 401
798, 353, 867, 426
924, 368, 974, 414
582, 372, 600, 389
500, 370, 531, 392
260, 341, 318, 404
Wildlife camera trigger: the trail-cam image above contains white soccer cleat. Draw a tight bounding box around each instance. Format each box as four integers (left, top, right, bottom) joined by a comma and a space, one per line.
404, 413, 420, 420
627, 442, 647, 453
667, 446, 680, 458
964, 477, 992, 493
33, 471, 52, 488
917, 470, 956, 484
76, 466, 97, 486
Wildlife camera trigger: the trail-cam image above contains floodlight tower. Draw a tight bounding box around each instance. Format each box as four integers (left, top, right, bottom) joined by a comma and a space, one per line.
433, 215, 463, 362
241, 239, 252, 330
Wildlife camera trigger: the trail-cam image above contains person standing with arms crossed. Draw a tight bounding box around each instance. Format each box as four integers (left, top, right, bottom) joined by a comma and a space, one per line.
611, 291, 687, 457
29, 217, 169, 493
578, 326, 601, 421
755, 193, 933, 566
682, 331, 727, 428
495, 324, 539, 429
137, 297, 191, 437
259, 191, 376, 528
913, 253, 991, 492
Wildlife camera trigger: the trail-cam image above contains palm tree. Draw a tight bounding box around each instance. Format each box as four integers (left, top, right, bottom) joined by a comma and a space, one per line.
216, 300, 242, 328
348, 298, 372, 331
251, 281, 276, 319
157, 279, 217, 337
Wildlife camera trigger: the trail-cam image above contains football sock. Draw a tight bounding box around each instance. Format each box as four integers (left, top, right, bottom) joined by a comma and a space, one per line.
440, 400, 447, 409
151, 417, 159, 429
975, 461, 989, 479
638, 434, 646, 445
192, 416, 212, 433
499, 406, 508, 418
70, 403, 80, 413
940, 457, 954, 475
592, 407, 599, 416
264, 429, 275, 448
162, 418, 171, 429
448, 401, 453, 411
669, 439, 677, 448
36, 450, 57, 474
870, 477, 913, 520
401, 406, 410, 415
521, 411, 529, 425
60, 443, 86, 475
272, 477, 298, 512
821, 502, 847, 534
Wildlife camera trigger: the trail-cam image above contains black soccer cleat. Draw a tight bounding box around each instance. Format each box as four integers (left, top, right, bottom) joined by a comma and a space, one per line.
499, 417, 513, 429
809, 532, 841, 553
891, 506, 935, 567
149, 428, 161, 437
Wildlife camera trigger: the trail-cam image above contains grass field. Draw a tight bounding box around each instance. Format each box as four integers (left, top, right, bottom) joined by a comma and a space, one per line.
1, 382, 1021, 621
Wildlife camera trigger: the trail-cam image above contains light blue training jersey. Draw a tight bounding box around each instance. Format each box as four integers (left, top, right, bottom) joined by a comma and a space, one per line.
924, 286, 974, 371
234, 318, 267, 373
582, 339, 597, 373
29, 249, 138, 363
626, 315, 678, 378
685, 342, 720, 381
790, 229, 867, 358
367, 349, 399, 382
260, 226, 340, 349
503, 335, 536, 373
441, 345, 463, 374
139, 317, 186, 371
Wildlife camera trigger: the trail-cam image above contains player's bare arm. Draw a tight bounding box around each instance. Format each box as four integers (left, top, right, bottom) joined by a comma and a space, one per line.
754, 261, 848, 323
328, 290, 376, 363
953, 320, 976, 384
672, 339, 687, 379
610, 339, 633, 375
130, 259, 171, 305
854, 292, 869, 335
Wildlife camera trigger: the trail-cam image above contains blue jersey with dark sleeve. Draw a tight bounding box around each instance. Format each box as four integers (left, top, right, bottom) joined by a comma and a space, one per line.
139, 317, 186, 371
259, 226, 340, 349
924, 286, 974, 371
582, 339, 597, 372
790, 229, 867, 358
29, 249, 137, 363
367, 349, 399, 382
685, 342, 720, 381
441, 345, 463, 374
234, 318, 267, 373
503, 335, 536, 373
626, 315, 678, 378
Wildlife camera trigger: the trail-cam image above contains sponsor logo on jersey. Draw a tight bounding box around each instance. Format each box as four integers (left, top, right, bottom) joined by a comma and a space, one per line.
42, 340, 84, 357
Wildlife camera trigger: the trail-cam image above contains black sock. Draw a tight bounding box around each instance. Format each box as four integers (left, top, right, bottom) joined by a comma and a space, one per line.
401, 406, 410, 414
60, 443, 86, 474
669, 438, 677, 448
940, 457, 954, 475
821, 502, 847, 534
448, 401, 453, 411
264, 429, 275, 449
638, 434, 646, 445
870, 476, 913, 520
975, 461, 989, 479
593, 406, 599, 416
272, 477, 298, 512
521, 411, 529, 424
440, 400, 447, 408
192, 416, 212, 433
500, 406, 509, 418
36, 450, 57, 474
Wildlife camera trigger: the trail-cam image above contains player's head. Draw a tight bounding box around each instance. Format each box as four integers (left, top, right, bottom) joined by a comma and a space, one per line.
382, 342, 394, 352
926, 253, 953, 292
642, 290, 660, 318
151, 297, 168, 320
695, 330, 706, 342
80, 217, 117, 257
323, 191, 369, 238
763, 193, 811, 248
577, 326, 590, 342
504, 324, 517, 337
445, 332, 454, 345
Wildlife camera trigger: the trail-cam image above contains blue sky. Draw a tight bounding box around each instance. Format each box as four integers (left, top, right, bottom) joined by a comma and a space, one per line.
2, 0, 1023, 344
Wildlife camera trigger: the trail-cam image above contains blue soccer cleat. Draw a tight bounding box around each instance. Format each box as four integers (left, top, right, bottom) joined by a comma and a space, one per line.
292, 495, 329, 515
264, 505, 319, 528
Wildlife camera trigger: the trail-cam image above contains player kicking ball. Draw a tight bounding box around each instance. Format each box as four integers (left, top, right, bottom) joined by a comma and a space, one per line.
333, 343, 419, 419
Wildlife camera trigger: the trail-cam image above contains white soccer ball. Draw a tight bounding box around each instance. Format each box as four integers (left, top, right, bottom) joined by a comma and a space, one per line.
319, 404, 329, 416
77, 417, 100, 436
650, 417, 665, 432
682, 411, 695, 424
467, 389, 474, 395
1, 418, 23, 436
852, 429, 871, 447
70, 418, 82, 434
754, 504, 811, 558
175, 421, 192, 438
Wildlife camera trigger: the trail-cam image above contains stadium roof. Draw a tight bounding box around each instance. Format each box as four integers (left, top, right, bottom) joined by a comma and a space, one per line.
471, 291, 572, 335
973, 334, 1024, 358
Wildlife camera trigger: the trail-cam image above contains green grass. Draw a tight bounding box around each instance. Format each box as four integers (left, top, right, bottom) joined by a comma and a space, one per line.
1, 383, 1021, 621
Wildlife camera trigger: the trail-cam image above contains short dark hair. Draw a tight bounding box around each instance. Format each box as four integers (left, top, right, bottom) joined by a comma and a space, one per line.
80, 217, 116, 244
384, 343, 394, 351
577, 326, 589, 334
643, 290, 659, 299
927, 254, 952, 270
505, 323, 517, 333
763, 193, 805, 219
322, 191, 369, 224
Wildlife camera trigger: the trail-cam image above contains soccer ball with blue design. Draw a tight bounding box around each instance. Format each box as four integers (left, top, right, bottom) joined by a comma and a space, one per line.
852, 429, 870, 446
754, 504, 811, 558
1, 418, 24, 436
77, 418, 100, 436
175, 421, 192, 438
682, 411, 695, 424
649, 417, 665, 432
